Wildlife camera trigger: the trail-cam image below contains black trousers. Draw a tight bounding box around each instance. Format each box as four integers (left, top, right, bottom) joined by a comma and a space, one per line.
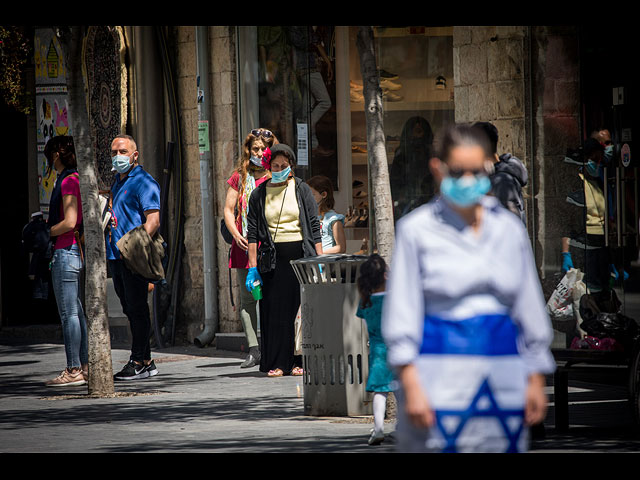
109, 259, 152, 363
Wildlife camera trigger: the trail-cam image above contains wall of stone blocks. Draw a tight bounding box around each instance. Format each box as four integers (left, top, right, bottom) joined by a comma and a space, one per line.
529, 26, 582, 296
171, 26, 242, 344
453, 26, 582, 296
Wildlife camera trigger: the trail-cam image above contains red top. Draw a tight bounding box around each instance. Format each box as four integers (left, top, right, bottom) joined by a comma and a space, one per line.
226, 171, 269, 268
54, 174, 83, 250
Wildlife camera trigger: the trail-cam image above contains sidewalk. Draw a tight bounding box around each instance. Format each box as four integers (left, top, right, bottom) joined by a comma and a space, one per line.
2, 331, 640, 453
0, 334, 391, 453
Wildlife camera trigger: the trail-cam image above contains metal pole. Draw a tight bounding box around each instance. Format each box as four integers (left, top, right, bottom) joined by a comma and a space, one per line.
194, 26, 219, 347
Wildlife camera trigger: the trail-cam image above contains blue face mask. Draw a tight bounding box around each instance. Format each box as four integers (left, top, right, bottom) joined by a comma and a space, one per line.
586, 160, 601, 178
112, 154, 133, 174
440, 175, 491, 208
250, 156, 263, 168
271, 166, 291, 183
604, 145, 614, 162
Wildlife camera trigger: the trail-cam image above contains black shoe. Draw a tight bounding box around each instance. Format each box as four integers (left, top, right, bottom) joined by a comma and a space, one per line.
114, 360, 150, 381
566, 190, 585, 207
143, 360, 158, 377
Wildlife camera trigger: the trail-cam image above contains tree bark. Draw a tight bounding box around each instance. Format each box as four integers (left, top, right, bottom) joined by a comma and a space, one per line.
356, 26, 397, 419
59, 26, 114, 396
355, 26, 395, 263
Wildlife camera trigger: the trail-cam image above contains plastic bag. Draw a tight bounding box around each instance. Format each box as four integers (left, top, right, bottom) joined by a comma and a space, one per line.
547, 268, 583, 320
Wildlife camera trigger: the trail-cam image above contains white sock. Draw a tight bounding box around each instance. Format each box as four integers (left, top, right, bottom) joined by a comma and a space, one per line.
373, 392, 388, 434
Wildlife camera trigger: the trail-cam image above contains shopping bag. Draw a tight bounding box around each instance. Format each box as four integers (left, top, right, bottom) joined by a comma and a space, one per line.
546, 268, 582, 320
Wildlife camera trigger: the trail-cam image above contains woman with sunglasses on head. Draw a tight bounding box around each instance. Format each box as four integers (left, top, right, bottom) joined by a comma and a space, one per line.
381, 123, 555, 452
245, 143, 322, 377
224, 128, 277, 368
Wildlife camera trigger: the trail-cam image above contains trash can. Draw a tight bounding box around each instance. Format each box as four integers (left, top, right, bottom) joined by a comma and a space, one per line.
290, 254, 372, 417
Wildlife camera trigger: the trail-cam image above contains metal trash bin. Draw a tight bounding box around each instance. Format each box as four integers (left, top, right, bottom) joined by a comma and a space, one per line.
290, 254, 372, 417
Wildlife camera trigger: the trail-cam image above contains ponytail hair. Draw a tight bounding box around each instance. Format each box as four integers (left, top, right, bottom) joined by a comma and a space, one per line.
357, 254, 387, 309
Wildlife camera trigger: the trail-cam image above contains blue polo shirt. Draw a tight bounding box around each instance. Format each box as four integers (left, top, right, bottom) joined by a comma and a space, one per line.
106, 165, 161, 260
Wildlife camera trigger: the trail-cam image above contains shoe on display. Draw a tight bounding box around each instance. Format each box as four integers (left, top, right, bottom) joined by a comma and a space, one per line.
566, 190, 585, 207
378, 68, 399, 80
350, 90, 364, 103
352, 180, 364, 188
114, 360, 150, 381
380, 78, 402, 91
568, 234, 600, 251
354, 190, 368, 199
45, 368, 87, 387
382, 89, 403, 102
352, 144, 367, 154
350, 80, 363, 92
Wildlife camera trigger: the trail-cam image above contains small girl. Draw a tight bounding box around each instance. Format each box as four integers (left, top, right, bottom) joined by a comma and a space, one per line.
356, 254, 394, 445
306, 175, 346, 254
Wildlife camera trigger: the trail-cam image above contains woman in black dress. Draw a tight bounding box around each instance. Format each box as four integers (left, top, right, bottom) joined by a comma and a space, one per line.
245, 143, 322, 377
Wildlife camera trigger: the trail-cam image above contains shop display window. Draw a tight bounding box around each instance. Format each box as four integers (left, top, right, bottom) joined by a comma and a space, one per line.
238, 26, 455, 254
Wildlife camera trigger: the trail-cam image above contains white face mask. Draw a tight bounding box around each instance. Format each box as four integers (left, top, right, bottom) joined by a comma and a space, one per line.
112, 154, 133, 174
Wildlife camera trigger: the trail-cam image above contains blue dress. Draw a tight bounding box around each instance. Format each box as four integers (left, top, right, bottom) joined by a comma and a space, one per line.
357, 293, 394, 393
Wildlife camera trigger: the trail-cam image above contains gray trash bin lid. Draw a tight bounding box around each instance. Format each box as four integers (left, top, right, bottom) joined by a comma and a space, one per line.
291, 254, 369, 285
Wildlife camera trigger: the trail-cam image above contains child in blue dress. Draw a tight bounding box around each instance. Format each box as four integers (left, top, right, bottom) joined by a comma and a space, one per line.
306, 175, 346, 253
356, 254, 395, 445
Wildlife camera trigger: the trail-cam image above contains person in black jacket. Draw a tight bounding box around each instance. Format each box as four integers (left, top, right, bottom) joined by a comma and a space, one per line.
246, 143, 322, 377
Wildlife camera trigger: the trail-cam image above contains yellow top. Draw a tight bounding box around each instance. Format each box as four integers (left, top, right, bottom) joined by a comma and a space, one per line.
265, 178, 303, 242
580, 172, 605, 236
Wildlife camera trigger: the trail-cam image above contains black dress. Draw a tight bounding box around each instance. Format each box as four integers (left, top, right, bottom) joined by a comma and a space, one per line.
259, 240, 304, 374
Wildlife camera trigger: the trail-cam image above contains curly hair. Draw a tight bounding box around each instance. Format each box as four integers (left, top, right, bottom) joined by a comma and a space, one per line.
233, 129, 279, 213
357, 254, 387, 309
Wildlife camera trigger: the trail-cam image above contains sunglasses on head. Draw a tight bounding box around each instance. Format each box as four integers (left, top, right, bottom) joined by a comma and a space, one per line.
251, 129, 273, 138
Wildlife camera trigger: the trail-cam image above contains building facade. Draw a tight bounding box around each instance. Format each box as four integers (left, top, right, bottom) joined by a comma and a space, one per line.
1, 25, 636, 351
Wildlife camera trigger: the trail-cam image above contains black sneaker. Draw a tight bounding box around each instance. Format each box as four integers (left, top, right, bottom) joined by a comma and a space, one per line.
114, 360, 150, 381
566, 190, 585, 207
143, 360, 158, 377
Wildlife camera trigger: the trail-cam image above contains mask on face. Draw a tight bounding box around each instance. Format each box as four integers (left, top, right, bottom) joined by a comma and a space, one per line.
271, 166, 291, 183
112, 154, 133, 174
604, 145, 614, 162
440, 174, 491, 208
250, 156, 264, 168
586, 160, 601, 178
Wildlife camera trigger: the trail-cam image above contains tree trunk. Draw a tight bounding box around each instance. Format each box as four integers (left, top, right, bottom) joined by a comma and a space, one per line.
356, 26, 397, 419
59, 26, 114, 396
355, 26, 395, 263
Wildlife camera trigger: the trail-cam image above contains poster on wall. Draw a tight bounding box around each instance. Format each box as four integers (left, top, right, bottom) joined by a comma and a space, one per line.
34, 28, 71, 217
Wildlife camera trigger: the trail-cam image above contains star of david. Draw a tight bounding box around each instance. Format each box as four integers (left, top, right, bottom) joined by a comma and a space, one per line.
434, 377, 525, 453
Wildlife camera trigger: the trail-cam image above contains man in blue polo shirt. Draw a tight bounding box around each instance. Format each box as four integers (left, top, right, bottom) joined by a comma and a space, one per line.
107, 134, 161, 381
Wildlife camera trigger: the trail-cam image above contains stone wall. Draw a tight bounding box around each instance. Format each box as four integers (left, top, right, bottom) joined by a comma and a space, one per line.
453, 26, 528, 162
453, 26, 582, 292
530, 26, 582, 294
172, 26, 241, 343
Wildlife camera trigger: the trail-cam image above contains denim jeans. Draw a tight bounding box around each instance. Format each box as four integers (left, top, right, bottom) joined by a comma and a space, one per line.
109, 259, 151, 363
51, 244, 88, 369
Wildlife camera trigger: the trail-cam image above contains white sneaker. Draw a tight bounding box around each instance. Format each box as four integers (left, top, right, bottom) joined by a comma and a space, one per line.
368, 429, 385, 446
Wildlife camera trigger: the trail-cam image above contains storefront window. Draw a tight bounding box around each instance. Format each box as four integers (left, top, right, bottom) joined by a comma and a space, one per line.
347, 26, 455, 252
238, 26, 454, 253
